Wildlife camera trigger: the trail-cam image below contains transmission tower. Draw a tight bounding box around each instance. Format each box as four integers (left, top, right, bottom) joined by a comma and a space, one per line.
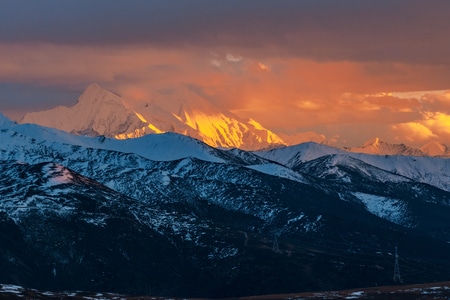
272, 233, 280, 253
393, 246, 402, 283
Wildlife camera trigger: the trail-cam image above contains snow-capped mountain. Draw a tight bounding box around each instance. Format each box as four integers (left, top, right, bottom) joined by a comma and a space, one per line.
345, 137, 450, 157
295, 154, 450, 228
420, 141, 450, 156
21, 84, 146, 138
255, 142, 450, 192
4, 114, 230, 163
345, 137, 425, 156
254, 142, 345, 167
3, 113, 450, 297
21, 83, 285, 150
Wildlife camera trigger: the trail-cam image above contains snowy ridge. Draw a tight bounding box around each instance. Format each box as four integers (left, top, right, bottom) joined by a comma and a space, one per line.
3, 112, 450, 196
0, 112, 14, 128
349, 154, 450, 192
256, 142, 450, 192
0, 117, 299, 224
420, 141, 450, 156
298, 154, 412, 184
254, 142, 346, 168
347, 137, 424, 156
246, 163, 307, 183
3, 113, 450, 227
1, 118, 226, 163
347, 137, 450, 157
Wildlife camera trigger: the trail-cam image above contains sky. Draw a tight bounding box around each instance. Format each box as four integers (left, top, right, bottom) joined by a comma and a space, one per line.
1, 0, 450, 147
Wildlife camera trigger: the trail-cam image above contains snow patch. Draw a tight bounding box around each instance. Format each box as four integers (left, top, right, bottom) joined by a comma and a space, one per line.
0, 284, 23, 294
345, 290, 364, 299
42, 163, 73, 187
246, 163, 306, 183
287, 213, 305, 224
161, 171, 170, 186
172, 158, 194, 176
352, 192, 412, 226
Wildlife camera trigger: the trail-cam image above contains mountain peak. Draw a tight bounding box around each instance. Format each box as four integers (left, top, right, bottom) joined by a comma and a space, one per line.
80, 83, 106, 98
349, 138, 424, 156
78, 83, 122, 106
420, 141, 449, 156
362, 137, 381, 147
85, 82, 102, 91
21, 84, 145, 137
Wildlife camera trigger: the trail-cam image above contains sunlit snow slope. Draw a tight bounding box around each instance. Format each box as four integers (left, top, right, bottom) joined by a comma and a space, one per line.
21, 83, 284, 150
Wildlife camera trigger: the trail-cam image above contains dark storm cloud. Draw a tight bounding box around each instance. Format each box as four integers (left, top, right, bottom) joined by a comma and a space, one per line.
0, 82, 81, 119
1, 0, 449, 64
0, 83, 80, 108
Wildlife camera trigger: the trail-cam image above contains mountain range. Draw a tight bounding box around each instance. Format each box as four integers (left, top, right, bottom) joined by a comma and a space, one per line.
1, 111, 450, 297
20, 83, 450, 156
21, 83, 285, 150
344, 137, 450, 157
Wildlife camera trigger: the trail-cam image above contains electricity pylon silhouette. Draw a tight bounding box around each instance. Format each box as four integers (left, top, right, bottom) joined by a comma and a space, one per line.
393, 246, 402, 283
272, 233, 280, 253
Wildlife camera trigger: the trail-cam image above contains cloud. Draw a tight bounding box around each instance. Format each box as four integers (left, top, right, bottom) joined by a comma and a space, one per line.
1, 2, 450, 147
226, 53, 242, 62
296, 100, 322, 111
0, 82, 81, 120
1, 43, 449, 145
392, 122, 438, 143
390, 110, 450, 145
1, 1, 450, 65
422, 112, 450, 136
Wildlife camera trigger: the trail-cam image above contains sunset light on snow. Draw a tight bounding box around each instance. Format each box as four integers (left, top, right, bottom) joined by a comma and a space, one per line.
4, 2, 450, 297
1, 1, 450, 147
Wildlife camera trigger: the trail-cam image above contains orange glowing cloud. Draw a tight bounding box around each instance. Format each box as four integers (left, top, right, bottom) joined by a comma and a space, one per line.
392, 122, 438, 143
422, 112, 450, 136
2, 41, 450, 147
389, 109, 450, 145
2, 1, 450, 147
